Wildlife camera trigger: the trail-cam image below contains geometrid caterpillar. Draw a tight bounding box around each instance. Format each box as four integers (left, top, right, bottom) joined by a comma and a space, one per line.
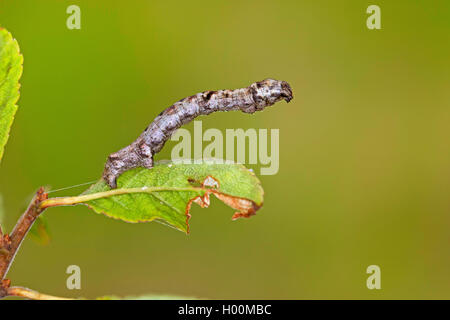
103, 78, 293, 188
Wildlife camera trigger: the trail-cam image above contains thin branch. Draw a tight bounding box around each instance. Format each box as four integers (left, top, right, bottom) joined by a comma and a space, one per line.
6, 286, 73, 300
0, 187, 47, 280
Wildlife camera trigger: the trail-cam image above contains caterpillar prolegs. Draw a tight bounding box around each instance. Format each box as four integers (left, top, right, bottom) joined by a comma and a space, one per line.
103, 78, 293, 188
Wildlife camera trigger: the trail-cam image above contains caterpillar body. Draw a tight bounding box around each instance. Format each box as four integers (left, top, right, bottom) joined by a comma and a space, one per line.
103, 78, 293, 188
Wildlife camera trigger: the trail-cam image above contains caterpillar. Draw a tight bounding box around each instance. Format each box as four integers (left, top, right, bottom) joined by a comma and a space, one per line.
103, 78, 293, 188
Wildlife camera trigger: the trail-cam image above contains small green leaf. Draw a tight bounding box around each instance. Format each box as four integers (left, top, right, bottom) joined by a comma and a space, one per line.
81, 160, 264, 233
29, 215, 51, 245
0, 28, 23, 162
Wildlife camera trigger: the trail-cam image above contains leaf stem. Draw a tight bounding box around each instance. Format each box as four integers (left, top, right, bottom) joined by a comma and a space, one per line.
39, 186, 202, 209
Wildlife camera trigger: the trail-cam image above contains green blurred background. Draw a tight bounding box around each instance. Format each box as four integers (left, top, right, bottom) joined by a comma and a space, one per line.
0, 0, 449, 299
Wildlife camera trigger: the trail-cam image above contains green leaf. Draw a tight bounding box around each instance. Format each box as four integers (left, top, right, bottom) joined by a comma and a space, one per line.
81, 160, 264, 233
0, 28, 23, 162
29, 215, 51, 245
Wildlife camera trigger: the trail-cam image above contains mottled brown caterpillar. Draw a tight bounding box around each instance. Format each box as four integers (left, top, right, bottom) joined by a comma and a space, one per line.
103, 78, 293, 188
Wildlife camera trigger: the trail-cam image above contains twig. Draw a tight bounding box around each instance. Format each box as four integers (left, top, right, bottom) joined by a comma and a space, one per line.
6, 286, 73, 300
0, 187, 48, 281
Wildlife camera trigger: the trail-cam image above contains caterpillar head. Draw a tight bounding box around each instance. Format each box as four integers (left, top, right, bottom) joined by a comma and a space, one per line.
250, 79, 293, 109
